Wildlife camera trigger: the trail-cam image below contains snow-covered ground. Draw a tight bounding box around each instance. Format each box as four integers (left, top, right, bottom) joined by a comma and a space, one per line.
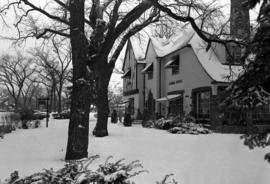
0, 115, 270, 184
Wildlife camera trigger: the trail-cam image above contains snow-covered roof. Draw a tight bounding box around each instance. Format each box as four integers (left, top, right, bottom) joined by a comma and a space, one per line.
150, 29, 195, 57
129, 37, 148, 61
137, 59, 146, 64
148, 29, 243, 83
189, 33, 243, 83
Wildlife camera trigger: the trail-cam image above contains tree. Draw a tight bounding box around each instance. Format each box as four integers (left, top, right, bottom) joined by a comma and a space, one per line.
0, 53, 37, 111
226, 0, 270, 162
0, 0, 160, 160
31, 38, 71, 113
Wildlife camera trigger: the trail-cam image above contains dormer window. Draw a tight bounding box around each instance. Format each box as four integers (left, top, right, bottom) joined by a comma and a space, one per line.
165, 55, 179, 75
141, 63, 153, 80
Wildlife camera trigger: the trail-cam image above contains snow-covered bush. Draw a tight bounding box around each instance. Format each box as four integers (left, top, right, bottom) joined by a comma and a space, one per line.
168, 123, 212, 134
142, 119, 154, 128
143, 115, 212, 134
0, 156, 178, 184
154, 118, 175, 130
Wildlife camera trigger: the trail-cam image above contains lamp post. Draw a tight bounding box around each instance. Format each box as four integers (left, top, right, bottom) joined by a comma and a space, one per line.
45, 97, 49, 128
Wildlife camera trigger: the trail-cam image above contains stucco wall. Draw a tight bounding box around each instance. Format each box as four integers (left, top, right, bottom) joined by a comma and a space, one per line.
212, 42, 226, 64
144, 41, 159, 100
137, 64, 145, 113
161, 47, 213, 115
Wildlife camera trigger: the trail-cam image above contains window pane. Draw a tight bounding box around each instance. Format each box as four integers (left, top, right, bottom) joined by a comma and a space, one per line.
197, 91, 210, 118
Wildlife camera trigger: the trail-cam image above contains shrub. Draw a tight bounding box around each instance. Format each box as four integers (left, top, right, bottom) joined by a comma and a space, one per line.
111, 110, 118, 124
123, 113, 132, 127
34, 120, 41, 128
142, 120, 154, 128
1, 156, 178, 184
136, 109, 143, 120
142, 109, 151, 127
168, 123, 212, 134
154, 118, 175, 130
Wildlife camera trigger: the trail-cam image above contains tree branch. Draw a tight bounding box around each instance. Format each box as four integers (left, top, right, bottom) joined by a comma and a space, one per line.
109, 8, 160, 67
21, 0, 69, 25
36, 28, 70, 39
151, 0, 247, 49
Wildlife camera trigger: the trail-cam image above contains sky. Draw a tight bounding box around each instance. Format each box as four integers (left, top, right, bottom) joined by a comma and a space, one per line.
0, 0, 260, 89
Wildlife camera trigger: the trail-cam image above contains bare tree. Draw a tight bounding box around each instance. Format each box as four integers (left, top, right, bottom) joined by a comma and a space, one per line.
32, 47, 59, 112
31, 38, 71, 113
0, 0, 222, 160
0, 53, 37, 111
0, 0, 160, 160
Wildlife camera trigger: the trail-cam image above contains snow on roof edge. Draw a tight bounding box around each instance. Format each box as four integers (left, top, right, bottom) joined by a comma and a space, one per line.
189, 33, 243, 83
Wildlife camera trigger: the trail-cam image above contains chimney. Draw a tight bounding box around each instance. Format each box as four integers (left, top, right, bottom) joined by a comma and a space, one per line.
230, 0, 250, 41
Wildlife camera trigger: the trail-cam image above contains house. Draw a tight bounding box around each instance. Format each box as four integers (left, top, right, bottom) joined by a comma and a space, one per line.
122, 38, 147, 118
122, 29, 270, 127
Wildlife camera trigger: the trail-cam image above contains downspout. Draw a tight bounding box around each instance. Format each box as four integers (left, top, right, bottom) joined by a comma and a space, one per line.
143, 69, 146, 111
158, 57, 162, 115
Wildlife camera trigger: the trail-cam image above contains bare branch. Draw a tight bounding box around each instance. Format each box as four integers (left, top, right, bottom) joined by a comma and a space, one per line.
36, 28, 70, 39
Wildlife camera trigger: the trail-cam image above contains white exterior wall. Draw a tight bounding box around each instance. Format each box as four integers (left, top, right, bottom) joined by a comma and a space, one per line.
161, 47, 213, 115
212, 42, 227, 64
144, 41, 159, 110
137, 64, 145, 113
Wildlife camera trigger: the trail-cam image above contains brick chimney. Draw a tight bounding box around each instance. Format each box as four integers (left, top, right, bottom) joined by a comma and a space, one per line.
230, 0, 250, 40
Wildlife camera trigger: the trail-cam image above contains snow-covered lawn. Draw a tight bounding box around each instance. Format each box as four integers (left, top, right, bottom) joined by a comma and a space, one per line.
0, 117, 270, 184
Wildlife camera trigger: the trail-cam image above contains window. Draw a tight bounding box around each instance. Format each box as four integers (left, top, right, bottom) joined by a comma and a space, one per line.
171, 56, 180, 75
148, 72, 153, 80
165, 55, 180, 75
142, 63, 153, 80
168, 98, 183, 116
196, 91, 210, 119
172, 67, 179, 75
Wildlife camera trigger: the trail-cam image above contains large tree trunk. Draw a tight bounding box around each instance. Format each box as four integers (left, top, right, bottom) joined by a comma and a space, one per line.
93, 67, 111, 137
65, 0, 90, 160
65, 82, 91, 160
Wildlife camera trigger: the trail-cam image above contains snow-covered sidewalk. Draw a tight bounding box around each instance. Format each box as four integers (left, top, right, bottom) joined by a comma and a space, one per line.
0, 118, 270, 184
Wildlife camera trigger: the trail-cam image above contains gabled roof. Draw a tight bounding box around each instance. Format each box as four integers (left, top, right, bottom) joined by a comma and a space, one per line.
129, 37, 147, 61
150, 29, 195, 57
122, 37, 147, 71
189, 33, 242, 83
